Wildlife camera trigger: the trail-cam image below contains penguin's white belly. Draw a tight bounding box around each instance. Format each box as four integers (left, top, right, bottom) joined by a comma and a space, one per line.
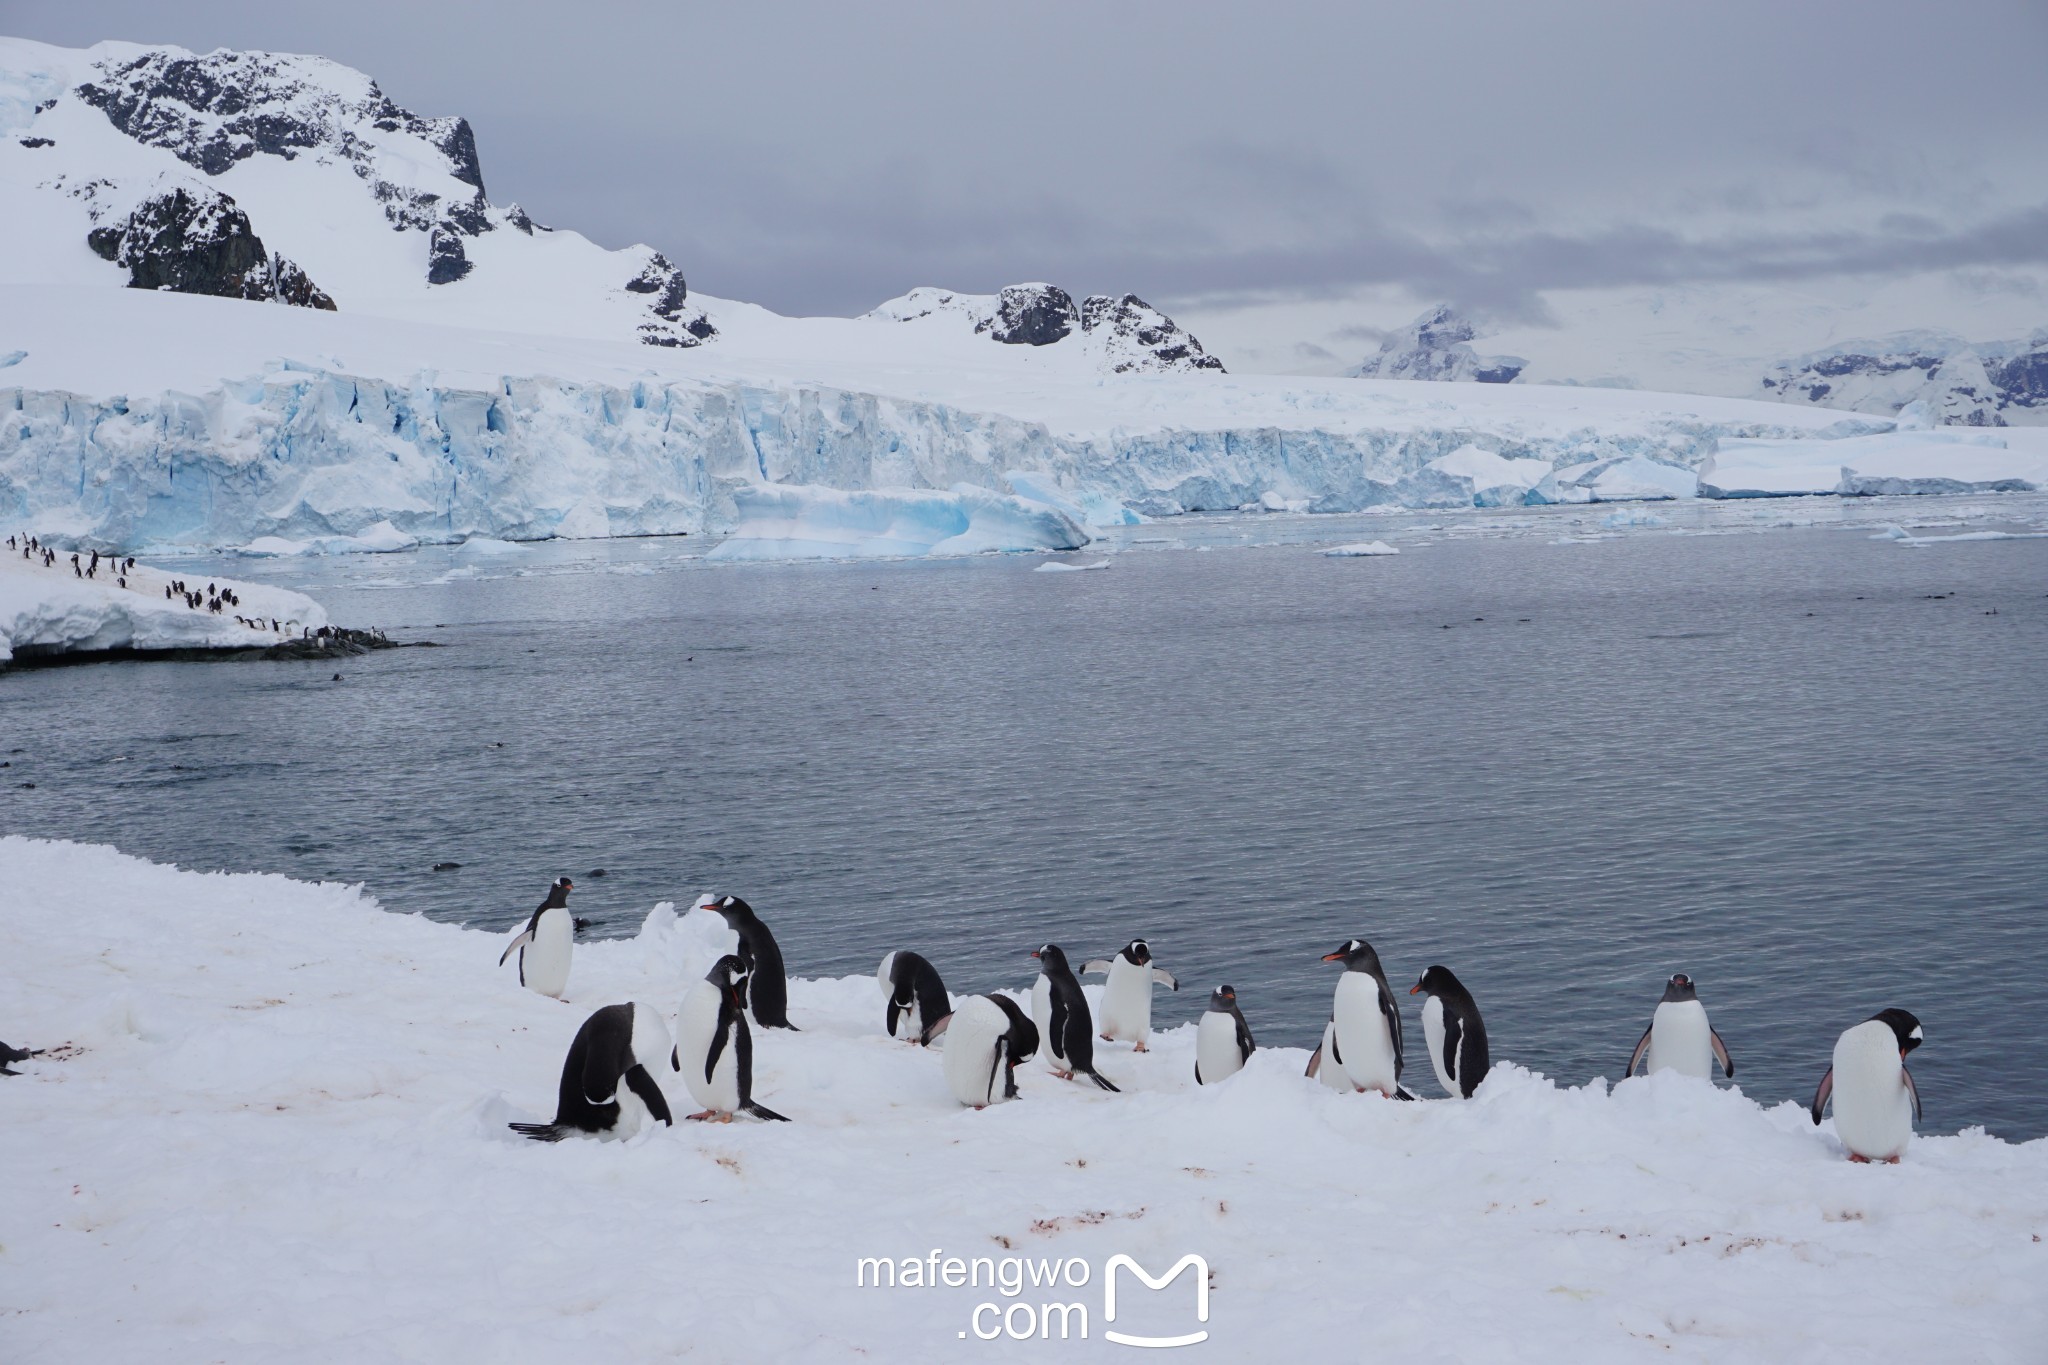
1031, 976, 1059, 1068
677, 983, 740, 1113
1333, 975, 1399, 1095
1646, 1001, 1713, 1078
521, 907, 573, 999
1098, 960, 1152, 1042
1830, 1023, 1915, 1160
1195, 1012, 1243, 1084
943, 997, 1011, 1107
1315, 1021, 1352, 1091
1421, 995, 1457, 1097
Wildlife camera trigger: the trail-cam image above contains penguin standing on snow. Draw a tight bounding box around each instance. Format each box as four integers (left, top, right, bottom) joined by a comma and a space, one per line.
1625, 973, 1733, 1081
698, 895, 796, 1029
1195, 986, 1255, 1085
1082, 939, 1178, 1051
925, 994, 1040, 1108
1030, 944, 1119, 1091
508, 1002, 674, 1141
499, 877, 576, 1000
1410, 966, 1492, 1099
878, 950, 950, 1044
1319, 939, 1408, 1097
1811, 1008, 1923, 1163
673, 955, 789, 1122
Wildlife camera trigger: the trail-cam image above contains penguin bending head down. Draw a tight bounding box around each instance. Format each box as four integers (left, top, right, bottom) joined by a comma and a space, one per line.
1626, 973, 1733, 1081
1811, 1008, 1923, 1163
499, 877, 576, 1000
925, 994, 1040, 1108
1410, 965, 1492, 1099
1, 1040, 46, 1077
1194, 986, 1255, 1085
508, 1002, 674, 1142
878, 950, 950, 1044
1081, 938, 1178, 1051
674, 955, 790, 1122
697, 895, 796, 1029
1030, 944, 1119, 1091
1317, 939, 1410, 1098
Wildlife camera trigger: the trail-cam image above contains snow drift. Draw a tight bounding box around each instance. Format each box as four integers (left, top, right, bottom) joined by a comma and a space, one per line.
2, 837, 2044, 1361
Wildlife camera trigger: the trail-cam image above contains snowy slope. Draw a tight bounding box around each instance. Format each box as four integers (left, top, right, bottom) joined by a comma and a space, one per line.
2, 837, 2043, 1362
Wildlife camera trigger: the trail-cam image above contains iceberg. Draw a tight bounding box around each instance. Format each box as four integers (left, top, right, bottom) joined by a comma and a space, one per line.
706, 483, 1089, 561
1322, 540, 1400, 557
1698, 429, 2044, 498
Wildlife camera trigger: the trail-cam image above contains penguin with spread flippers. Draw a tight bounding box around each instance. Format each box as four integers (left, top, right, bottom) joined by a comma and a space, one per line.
1811, 1008, 1923, 1163
1321, 939, 1409, 1097
878, 950, 949, 1044
508, 1002, 674, 1141
1625, 973, 1733, 1081
499, 877, 575, 1000
1030, 944, 1119, 1091
1195, 986, 1255, 1085
1410, 965, 1491, 1099
925, 994, 1040, 1108
698, 895, 796, 1029
674, 955, 789, 1122
1082, 938, 1178, 1051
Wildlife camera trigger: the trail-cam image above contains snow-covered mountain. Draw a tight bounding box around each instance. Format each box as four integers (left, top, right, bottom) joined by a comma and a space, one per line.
1758, 329, 2048, 427
1350, 305, 1525, 384
865, 284, 1224, 374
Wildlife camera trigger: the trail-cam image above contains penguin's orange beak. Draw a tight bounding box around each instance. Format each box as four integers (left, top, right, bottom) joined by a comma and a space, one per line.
1030, 950, 1043, 960
1408, 984, 1421, 995
1321, 951, 1345, 962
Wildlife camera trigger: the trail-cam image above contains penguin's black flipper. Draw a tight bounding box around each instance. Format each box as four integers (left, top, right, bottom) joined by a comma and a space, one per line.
1085, 1069, 1120, 1093
1626, 1023, 1654, 1078
1809, 1067, 1835, 1125
1304, 1043, 1324, 1079
1080, 960, 1114, 976
1902, 1067, 1922, 1123
1151, 967, 1179, 991
498, 928, 535, 967
1709, 1028, 1735, 1080
886, 996, 905, 1039
740, 1100, 790, 1122
1394, 1085, 1420, 1101
624, 1064, 673, 1127
508, 1122, 570, 1142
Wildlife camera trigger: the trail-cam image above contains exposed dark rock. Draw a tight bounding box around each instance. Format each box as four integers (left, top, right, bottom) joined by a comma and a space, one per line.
1078, 293, 1227, 373
18, 136, 53, 149
84, 184, 335, 308
267, 256, 337, 310
426, 225, 471, 285
625, 252, 688, 317
980, 283, 1079, 345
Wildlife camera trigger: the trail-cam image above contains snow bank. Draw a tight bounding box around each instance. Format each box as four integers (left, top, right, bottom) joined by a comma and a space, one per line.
0, 550, 326, 662
706, 483, 1089, 561
3, 838, 2044, 1361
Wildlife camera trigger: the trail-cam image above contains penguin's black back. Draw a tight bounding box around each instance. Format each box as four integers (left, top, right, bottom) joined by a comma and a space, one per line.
889, 950, 950, 1040
731, 913, 792, 1028
549, 1003, 636, 1133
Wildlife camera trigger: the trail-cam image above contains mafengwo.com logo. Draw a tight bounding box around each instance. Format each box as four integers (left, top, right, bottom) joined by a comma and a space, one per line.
855, 1249, 1210, 1346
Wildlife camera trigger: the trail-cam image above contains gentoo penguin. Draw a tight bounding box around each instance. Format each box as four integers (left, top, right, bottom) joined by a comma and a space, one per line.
1030, 944, 1119, 1091
1, 1039, 45, 1076
674, 955, 789, 1122
925, 994, 1041, 1108
499, 877, 576, 999
1410, 965, 1492, 1099
1321, 939, 1407, 1097
878, 950, 950, 1044
1625, 973, 1733, 1081
508, 1002, 674, 1141
698, 895, 796, 1029
1081, 939, 1178, 1051
1194, 986, 1255, 1085
1811, 1008, 1923, 1163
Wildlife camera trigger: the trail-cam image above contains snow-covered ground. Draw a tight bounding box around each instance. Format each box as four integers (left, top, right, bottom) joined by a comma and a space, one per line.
4, 838, 2042, 1361
0, 544, 326, 662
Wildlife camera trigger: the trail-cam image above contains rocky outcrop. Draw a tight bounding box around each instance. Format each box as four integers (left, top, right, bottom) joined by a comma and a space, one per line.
1759, 329, 2048, 427
1078, 293, 1225, 374
624, 252, 716, 347
872, 284, 1223, 373
979, 284, 1079, 345
1351, 305, 1525, 384
84, 184, 334, 309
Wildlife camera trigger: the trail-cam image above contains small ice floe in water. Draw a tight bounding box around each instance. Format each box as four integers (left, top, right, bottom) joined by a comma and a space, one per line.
1322, 541, 1399, 557
1884, 529, 2048, 548
1034, 559, 1110, 572
1600, 508, 1671, 529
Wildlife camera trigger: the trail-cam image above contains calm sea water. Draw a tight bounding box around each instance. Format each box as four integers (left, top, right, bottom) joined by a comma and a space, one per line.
6, 502, 2046, 1137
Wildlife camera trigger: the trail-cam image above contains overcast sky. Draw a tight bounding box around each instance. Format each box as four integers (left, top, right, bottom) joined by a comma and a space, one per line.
13, 1, 2048, 318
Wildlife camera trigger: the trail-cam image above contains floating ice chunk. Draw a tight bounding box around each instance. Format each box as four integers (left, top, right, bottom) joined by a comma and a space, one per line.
1323, 540, 1400, 557
1034, 559, 1110, 572
708, 483, 1089, 561
1888, 530, 2048, 547
1600, 508, 1671, 528
1256, 491, 1312, 513
234, 520, 417, 556
454, 537, 525, 556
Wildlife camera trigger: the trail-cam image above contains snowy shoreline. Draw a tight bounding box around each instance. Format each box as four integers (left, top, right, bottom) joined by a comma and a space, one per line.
3, 837, 2042, 1361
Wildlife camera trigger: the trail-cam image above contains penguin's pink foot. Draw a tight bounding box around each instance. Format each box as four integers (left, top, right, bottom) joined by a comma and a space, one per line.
1848, 1153, 1871, 1163
1134, 1042, 1150, 1053
685, 1110, 726, 1123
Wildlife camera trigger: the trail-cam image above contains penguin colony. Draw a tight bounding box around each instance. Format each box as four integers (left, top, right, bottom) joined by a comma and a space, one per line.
5, 535, 307, 637
491, 879, 1928, 1163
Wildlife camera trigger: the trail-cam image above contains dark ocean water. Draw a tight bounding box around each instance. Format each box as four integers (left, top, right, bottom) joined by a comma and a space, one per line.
5, 510, 2046, 1137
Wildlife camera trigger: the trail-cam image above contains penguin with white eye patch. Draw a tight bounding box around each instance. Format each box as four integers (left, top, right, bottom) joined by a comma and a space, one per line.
1410, 965, 1491, 1099
1319, 939, 1410, 1098
1811, 1008, 1923, 1163
674, 955, 790, 1123
499, 877, 575, 1000
1195, 985, 1255, 1084
1082, 938, 1178, 1051
1625, 973, 1733, 1081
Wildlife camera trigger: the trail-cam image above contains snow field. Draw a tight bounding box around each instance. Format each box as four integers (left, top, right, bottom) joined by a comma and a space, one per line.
2, 838, 2043, 1362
